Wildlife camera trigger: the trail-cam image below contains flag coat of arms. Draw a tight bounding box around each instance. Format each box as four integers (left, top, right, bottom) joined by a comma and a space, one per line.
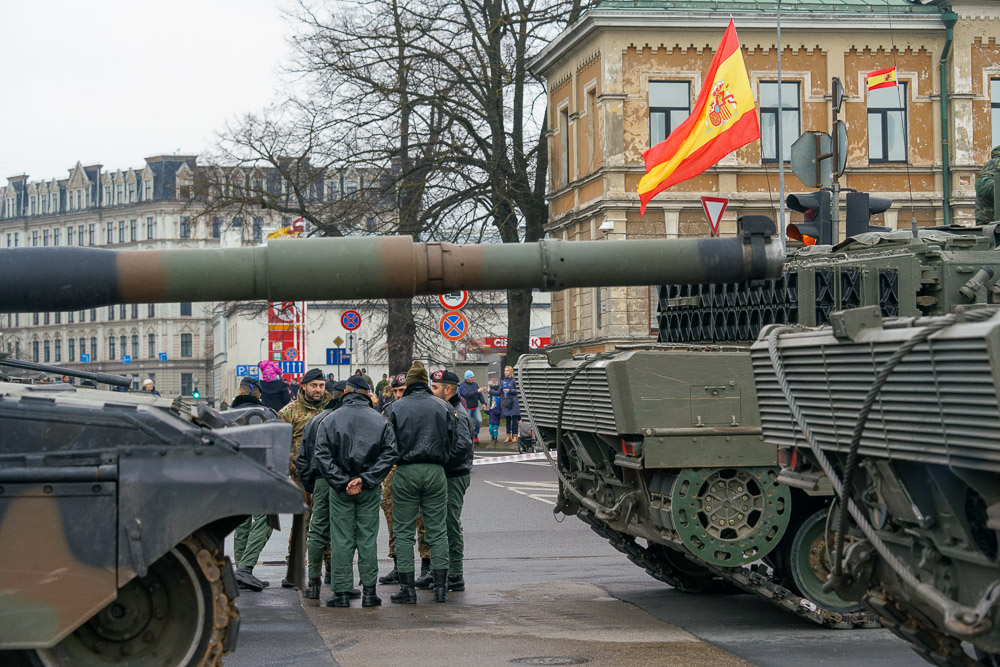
867, 66, 897, 91
638, 19, 760, 215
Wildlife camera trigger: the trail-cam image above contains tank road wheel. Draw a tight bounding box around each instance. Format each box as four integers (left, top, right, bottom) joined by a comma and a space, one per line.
787, 507, 860, 613
36, 531, 238, 667
670, 467, 791, 567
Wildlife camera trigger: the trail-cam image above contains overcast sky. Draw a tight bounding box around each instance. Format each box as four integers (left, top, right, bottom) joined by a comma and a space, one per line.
0, 0, 295, 181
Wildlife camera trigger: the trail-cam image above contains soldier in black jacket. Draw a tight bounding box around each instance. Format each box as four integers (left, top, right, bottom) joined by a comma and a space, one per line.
383, 361, 459, 603
310, 374, 398, 607
430, 369, 475, 593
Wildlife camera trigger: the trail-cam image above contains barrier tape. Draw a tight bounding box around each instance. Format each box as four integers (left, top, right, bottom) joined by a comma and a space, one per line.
472, 451, 548, 466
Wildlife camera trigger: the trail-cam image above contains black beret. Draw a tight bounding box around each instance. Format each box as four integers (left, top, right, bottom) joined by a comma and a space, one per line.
390, 373, 406, 388
347, 375, 369, 391
240, 376, 261, 391
301, 368, 324, 385
332, 380, 348, 392
431, 369, 460, 385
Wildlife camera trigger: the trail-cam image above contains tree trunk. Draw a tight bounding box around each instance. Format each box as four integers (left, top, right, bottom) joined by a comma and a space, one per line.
505, 287, 533, 368
386, 297, 416, 372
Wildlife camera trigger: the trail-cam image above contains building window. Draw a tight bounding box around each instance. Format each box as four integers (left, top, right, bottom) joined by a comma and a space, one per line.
44, 339, 50, 363
116, 185, 123, 204
649, 81, 690, 146
760, 81, 800, 163
79, 337, 86, 359
131, 335, 138, 358
558, 106, 570, 187
130, 219, 137, 242
69, 338, 75, 362
54, 338, 61, 363
120, 304, 126, 320
33, 313, 39, 326
586, 88, 599, 172
88, 224, 95, 245
90, 337, 97, 359
212, 217, 221, 239
148, 303, 155, 317
44, 312, 50, 325
992, 79, 1000, 146
32, 341, 39, 363
104, 185, 111, 204
66, 226, 74, 246
148, 333, 156, 358
118, 221, 126, 243
146, 216, 155, 239
180, 216, 191, 239
128, 184, 135, 202
43, 230, 49, 246
53, 229, 60, 246
32, 231, 38, 246
106, 222, 113, 244
54, 311, 60, 324
253, 217, 263, 241
109, 305, 115, 320
68, 311, 74, 323
181, 373, 193, 396
868, 82, 907, 163
130, 304, 137, 319
181, 333, 193, 357
90, 308, 97, 321
120, 336, 127, 359
109, 336, 116, 360
180, 302, 192, 316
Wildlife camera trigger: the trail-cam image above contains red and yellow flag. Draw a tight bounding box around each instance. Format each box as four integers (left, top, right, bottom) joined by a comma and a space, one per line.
638, 20, 759, 215
866, 66, 897, 91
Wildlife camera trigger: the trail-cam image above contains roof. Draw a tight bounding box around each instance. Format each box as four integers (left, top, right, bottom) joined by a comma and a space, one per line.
594, 0, 940, 12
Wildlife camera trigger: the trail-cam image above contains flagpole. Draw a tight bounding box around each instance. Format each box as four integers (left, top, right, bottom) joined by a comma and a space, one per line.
776, 0, 786, 254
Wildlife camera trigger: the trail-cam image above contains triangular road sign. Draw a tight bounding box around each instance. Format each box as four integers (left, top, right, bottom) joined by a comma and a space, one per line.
701, 196, 729, 237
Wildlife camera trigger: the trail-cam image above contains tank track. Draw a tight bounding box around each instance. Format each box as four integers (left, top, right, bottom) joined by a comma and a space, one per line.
864, 590, 981, 667
181, 531, 241, 666
577, 511, 880, 630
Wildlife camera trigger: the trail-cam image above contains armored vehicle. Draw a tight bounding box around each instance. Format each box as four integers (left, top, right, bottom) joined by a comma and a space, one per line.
517, 222, 1000, 634
0, 228, 781, 666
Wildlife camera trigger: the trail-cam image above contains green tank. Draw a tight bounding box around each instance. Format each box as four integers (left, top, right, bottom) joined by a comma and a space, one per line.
516, 222, 1000, 644
0, 225, 782, 666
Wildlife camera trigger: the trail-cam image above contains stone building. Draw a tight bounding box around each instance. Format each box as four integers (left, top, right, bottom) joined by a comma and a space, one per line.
529, 0, 1000, 349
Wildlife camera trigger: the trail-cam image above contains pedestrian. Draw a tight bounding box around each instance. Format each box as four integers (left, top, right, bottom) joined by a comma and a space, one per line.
141, 378, 161, 397
487, 379, 502, 444
308, 374, 398, 607
976, 144, 1000, 225
233, 514, 273, 592
378, 373, 433, 586
230, 376, 264, 408
458, 370, 487, 445
383, 361, 458, 604
278, 367, 332, 588
325, 373, 337, 395
430, 369, 475, 593
375, 373, 389, 397
501, 365, 521, 443
258, 360, 292, 411
362, 368, 375, 393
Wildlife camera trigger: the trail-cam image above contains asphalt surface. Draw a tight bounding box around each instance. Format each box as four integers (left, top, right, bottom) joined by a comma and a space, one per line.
225, 453, 925, 667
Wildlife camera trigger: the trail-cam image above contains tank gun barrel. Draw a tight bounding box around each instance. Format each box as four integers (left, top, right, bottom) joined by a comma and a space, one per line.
0, 226, 781, 312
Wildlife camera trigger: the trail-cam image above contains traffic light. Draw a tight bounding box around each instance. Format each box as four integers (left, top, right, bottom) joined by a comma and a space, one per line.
845, 191, 892, 237
786, 190, 832, 246
192, 385, 201, 400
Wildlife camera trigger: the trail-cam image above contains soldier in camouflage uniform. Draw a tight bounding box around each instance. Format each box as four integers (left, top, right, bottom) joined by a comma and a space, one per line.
378, 373, 431, 585
279, 368, 331, 588
976, 145, 1000, 225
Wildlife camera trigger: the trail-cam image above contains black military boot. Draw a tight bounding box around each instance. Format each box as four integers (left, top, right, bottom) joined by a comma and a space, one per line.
303, 577, 321, 600
432, 569, 448, 603
235, 565, 264, 592
414, 557, 433, 589
390, 572, 417, 604
378, 557, 399, 585
347, 587, 361, 599
325, 592, 351, 608
361, 584, 381, 607
447, 574, 465, 592
323, 558, 332, 585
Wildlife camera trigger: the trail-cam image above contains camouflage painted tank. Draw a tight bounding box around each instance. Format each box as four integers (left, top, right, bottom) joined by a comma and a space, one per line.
0, 227, 782, 665
517, 222, 1000, 644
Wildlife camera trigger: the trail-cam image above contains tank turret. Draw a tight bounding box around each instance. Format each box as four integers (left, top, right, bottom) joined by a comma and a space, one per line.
0, 219, 782, 311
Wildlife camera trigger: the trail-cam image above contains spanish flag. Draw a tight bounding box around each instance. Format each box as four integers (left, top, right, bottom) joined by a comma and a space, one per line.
866, 66, 897, 91
638, 20, 759, 216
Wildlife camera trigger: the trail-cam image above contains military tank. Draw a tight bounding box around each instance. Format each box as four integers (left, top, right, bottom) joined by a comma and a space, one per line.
517, 220, 1000, 634
0, 227, 782, 665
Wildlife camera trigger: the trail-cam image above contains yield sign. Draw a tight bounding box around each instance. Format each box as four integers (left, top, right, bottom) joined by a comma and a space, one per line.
701, 196, 729, 237
439, 312, 469, 341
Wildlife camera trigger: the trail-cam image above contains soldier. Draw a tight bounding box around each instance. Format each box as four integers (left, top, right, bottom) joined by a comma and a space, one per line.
230, 376, 264, 409
378, 374, 433, 586
383, 361, 457, 603
312, 374, 398, 607
976, 145, 1000, 225
429, 369, 475, 593
278, 367, 331, 589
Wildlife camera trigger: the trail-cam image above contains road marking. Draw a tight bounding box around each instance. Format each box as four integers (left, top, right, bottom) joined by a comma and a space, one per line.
484, 480, 559, 506
473, 452, 548, 465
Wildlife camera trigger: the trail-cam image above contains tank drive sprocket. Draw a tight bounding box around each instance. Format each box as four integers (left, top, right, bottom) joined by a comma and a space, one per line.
670, 467, 791, 567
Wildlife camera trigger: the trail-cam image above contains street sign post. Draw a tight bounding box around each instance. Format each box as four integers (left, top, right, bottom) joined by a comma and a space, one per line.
700, 196, 729, 237
439, 312, 468, 341
158, 352, 168, 362
325, 349, 352, 365
439, 291, 469, 310
279, 361, 304, 375
121, 355, 131, 364
341, 310, 361, 330
80, 353, 90, 363
285, 347, 297, 360
791, 131, 834, 188
347, 333, 354, 353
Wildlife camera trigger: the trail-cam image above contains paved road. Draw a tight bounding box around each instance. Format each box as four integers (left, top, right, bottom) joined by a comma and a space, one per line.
226, 454, 925, 666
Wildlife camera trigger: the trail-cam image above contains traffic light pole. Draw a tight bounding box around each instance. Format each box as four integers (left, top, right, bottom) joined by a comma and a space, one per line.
831, 100, 841, 244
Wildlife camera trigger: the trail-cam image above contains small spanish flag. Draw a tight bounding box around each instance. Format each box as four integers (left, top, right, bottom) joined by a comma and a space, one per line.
867, 66, 897, 92
637, 20, 760, 216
